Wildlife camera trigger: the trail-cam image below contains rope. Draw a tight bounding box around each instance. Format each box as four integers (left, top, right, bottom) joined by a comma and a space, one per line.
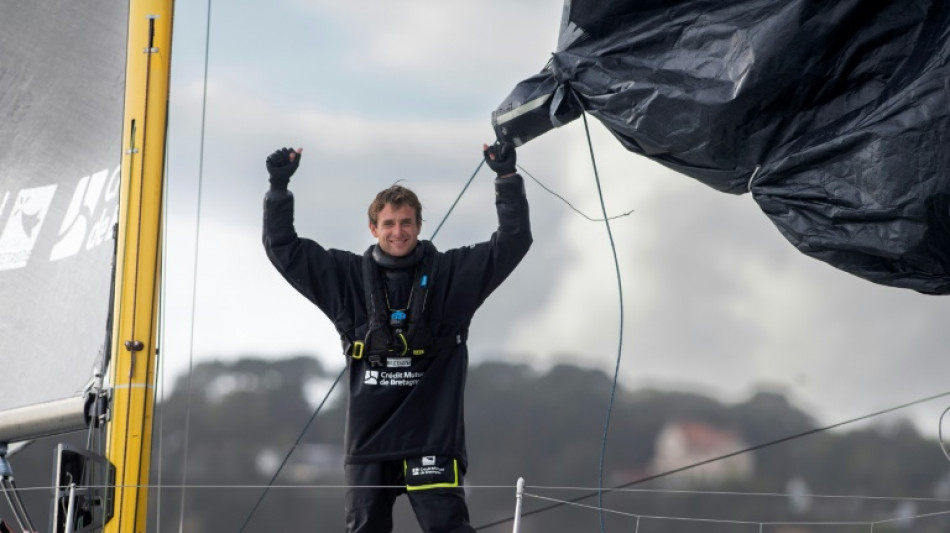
519, 492, 950, 529
516, 165, 634, 222
576, 110, 626, 533
522, 485, 950, 503
154, 117, 173, 533
14, 481, 950, 504
429, 159, 484, 241
174, 2, 215, 533
236, 368, 345, 532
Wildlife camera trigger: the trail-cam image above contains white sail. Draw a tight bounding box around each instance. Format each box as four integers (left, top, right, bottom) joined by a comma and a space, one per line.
0, 0, 128, 414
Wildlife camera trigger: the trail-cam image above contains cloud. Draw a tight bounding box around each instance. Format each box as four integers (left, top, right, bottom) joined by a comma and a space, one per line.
295, 0, 561, 87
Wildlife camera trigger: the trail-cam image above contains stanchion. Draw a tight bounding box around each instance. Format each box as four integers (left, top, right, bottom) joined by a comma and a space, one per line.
511, 477, 525, 533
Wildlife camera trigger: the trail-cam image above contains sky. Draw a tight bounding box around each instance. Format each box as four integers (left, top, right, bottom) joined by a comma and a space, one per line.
157, 0, 950, 437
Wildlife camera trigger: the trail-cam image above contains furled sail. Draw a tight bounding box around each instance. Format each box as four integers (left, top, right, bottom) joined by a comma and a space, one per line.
493, 0, 950, 294
0, 0, 128, 413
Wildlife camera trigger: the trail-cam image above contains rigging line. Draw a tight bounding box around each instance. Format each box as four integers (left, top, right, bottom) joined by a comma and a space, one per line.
16, 480, 950, 504
155, 126, 175, 533
429, 159, 485, 241
525, 485, 950, 503
474, 388, 950, 531
522, 492, 941, 528
237, 367, 345, 533
872, 508, 950, 526
940, 405, 950, 464
176, 1, 214, 532
526, 492, 771, 526
578, 107, 625, 533
10, 483, 518, 492
516, 164, 634, 222
525, 492, 645, 521
154, 320, 167, 533
153, 18, 181, 525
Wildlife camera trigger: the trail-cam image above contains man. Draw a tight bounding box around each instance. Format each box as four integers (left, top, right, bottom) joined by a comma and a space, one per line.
262, 142, 531, 532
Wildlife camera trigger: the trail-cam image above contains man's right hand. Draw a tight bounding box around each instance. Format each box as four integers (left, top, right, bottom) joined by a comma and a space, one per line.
266, 147, 302, 190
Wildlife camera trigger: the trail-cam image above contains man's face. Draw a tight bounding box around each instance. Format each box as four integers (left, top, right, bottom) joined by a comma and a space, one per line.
370, 203, 421, 257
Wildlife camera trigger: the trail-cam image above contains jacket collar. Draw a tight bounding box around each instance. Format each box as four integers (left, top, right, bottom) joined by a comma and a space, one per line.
371, 242, 424, 270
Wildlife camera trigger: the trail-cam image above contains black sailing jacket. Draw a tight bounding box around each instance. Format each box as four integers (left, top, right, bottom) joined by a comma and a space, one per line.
262, 176, 532, 467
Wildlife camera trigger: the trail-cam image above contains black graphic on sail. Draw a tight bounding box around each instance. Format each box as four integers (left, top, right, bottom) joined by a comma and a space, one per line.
493, 0, 950, 294
0, 0, 127, 413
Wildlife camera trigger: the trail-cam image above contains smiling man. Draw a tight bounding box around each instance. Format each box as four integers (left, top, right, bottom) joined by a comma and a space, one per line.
262, 142, 531, 533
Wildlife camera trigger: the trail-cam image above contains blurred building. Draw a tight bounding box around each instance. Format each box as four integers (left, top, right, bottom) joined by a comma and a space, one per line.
651, 420, 753, 487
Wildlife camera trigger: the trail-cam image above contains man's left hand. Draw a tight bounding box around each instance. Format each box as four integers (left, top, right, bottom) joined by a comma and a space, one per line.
483, 142, 517, 177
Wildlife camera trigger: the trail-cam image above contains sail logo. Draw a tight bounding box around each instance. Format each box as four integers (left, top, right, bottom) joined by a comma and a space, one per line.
0, 167, 119, 271
0, 185, 57, 270
50, 167, 120, 261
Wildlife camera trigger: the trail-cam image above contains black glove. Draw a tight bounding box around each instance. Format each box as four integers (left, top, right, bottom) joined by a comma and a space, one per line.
266, 147, 301, 190
483, 141, 517, 176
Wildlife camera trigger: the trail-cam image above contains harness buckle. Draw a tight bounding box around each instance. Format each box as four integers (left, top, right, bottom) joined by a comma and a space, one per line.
349, 340, 365, 359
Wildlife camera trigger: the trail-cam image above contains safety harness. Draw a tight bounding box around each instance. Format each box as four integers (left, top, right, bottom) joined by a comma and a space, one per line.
342, 241, 462, 361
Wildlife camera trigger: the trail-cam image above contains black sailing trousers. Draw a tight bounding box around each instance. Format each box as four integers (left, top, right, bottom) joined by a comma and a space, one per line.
344, 461, 476, 533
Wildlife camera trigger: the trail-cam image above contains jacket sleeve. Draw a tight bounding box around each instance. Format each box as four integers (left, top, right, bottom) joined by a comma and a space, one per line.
439, 174, 533, 320
489, 173, 533, 285
262, 188, 360, 327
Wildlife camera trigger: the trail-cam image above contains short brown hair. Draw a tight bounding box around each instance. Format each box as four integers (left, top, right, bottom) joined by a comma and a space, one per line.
368, 185, 423, 226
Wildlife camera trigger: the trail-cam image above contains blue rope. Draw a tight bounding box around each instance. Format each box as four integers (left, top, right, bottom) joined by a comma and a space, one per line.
578, 110, 626, 533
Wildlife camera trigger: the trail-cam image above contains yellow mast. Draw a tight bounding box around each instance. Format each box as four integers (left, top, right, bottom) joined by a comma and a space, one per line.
105, 1, 174, 531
